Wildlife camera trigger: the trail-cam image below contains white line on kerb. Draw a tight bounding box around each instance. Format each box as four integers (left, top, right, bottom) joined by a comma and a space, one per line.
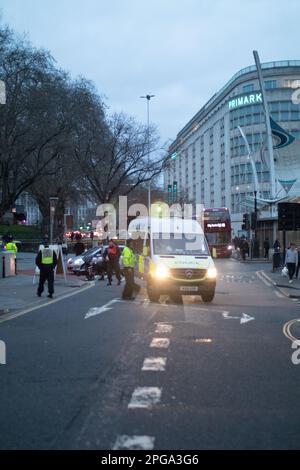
0, 282, 95, 324
155, 323, 173, 334
113, 435, 155, 450
150, 338, 170, 349
142, 357, 167, 371
128, 387, 162, 409
274, 291, 284, 298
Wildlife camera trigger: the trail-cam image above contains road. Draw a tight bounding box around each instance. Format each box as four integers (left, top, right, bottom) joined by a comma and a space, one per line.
0, 258, 300, 450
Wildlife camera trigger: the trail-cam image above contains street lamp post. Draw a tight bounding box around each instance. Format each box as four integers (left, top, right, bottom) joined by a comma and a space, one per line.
49, 197, 59, 245
140, 94, 155, 216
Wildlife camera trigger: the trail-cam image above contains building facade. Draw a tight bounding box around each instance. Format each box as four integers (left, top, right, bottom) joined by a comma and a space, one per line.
165, 60, 300, 237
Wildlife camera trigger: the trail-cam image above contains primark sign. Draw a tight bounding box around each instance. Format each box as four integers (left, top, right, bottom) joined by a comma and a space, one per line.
228, 92, 262, 110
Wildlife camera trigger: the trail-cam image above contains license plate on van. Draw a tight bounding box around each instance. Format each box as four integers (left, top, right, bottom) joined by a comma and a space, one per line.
180, 286, 198, 292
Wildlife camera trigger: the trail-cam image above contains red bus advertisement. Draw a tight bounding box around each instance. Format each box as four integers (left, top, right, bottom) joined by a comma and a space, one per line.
202, 207, 232, 258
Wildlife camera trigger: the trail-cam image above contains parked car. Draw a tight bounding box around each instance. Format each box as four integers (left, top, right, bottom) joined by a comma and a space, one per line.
67, 246, 102, 275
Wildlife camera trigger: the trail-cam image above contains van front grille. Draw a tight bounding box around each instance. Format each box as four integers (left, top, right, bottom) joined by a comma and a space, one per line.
169, 268, 207, 281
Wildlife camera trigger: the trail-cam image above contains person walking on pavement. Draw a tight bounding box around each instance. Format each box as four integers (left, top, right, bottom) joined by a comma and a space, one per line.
73, 236, 85, 256
263, 237, 270, 259
36, 239, 58, 298
103, 239, 121, 286
273, 239, 281, 253
285, 243, 298, 284
240, 236, 249, 261
122, 238, 139, 300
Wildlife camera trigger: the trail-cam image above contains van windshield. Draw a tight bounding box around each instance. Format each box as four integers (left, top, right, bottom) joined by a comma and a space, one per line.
153, 233, 209, 256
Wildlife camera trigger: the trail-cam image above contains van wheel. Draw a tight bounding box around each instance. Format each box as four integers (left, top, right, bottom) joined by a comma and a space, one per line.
201, 290, 215, 303
147, 283, 160, 302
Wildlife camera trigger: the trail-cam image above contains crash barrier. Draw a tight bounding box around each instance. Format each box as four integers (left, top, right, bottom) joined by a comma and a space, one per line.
1, 252, 16, 278
272, 252, 284, 272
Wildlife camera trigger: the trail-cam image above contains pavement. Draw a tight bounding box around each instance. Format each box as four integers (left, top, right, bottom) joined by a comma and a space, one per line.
0, 252, 91, 313
1, 257, 300, 449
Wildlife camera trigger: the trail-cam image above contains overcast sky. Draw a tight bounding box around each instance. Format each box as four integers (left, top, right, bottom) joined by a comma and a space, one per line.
1, 0, 300, 144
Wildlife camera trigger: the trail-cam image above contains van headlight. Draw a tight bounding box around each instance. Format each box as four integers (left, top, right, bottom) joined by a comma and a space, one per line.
156, 264, 170, 279
227, 245, 233, 250
207, 267, 217, 279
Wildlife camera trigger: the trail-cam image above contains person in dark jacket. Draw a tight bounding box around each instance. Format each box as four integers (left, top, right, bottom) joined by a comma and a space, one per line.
263, 237, 270, 258
240, 236, 249, 261
36, 239, 58, 298
273, 240, 281, 253
103, 239, 121, 286
74, 238, 85, 256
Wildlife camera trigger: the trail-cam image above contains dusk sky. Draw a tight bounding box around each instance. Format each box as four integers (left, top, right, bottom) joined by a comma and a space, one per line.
1, 0, 300, 144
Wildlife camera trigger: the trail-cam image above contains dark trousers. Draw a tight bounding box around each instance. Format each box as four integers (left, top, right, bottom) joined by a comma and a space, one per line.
122, 267, 138, 299
287, 262, 296, 280
296, 262, 300, 279
37, 267, 54, 295
264, 248, 269, 258
107, 259, 121, 282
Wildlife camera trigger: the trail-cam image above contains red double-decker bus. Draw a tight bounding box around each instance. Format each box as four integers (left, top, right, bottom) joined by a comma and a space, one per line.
202, 207, 232, 258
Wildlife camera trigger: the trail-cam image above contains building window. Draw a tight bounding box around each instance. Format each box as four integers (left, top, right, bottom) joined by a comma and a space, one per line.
264, 80, 276, 89
243, 84, 254, 92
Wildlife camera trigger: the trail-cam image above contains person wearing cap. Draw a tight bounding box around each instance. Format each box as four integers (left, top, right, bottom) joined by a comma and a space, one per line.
35, 239, 58, 298
122, 238, 139, 300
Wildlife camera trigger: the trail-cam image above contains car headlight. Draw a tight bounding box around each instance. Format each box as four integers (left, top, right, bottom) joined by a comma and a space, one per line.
74, 259, 83, 266
156, 264, 170, 279
207, 267, 217, 279
227, 245, 233, 250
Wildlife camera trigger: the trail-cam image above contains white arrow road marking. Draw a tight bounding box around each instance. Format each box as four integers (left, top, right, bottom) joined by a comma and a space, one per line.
113, 435, 155, 450
240, 313, 255, 324
155, 323, 173, 334
222, 311, 255, 324
128, 387, 162, 409
84, 299, 122, 319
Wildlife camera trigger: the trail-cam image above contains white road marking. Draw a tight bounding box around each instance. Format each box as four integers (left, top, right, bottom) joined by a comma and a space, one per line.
113, 435, 155, 450
256, 270, 272, 287
0, 282, 95, 324
142, 357, 167, 371
128, 387, 162, 409
155, 323, 173, 334
150, 338, 170, 349
85, 299, 121, 319
283, 319, 300, 344
274, 290, 284, 298
222, 312, 255, 324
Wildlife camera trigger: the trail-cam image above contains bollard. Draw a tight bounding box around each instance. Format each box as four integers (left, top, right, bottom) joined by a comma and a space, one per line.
2, 255, 5, 278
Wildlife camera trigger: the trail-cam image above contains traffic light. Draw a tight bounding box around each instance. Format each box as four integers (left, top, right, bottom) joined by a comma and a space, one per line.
250, 212, 257, 230
278, 202, 300, 231
242, 213, 250, 231
173, 181, 178, 203
167, 184, 172, 205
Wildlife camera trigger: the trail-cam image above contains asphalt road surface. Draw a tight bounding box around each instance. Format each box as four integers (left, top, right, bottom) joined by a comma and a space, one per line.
0, 258, 300, 450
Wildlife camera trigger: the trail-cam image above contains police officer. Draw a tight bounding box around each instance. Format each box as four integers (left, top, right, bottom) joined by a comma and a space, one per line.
36, 239, 58, 298
5, 235, 18, 274
5, 235, 18, 256
122, 238, 139, 300
103, 239, 121, 286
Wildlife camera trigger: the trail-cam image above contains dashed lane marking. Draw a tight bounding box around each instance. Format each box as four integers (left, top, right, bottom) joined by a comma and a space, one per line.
113, 435, 155, 450
150, 338, 170, 349
128, 387, 162, 409
142, 357, 167, 371
155, 323, 173, 334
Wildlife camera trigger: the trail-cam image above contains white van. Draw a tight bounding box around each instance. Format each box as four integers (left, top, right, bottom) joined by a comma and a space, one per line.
128, 216, 217, 303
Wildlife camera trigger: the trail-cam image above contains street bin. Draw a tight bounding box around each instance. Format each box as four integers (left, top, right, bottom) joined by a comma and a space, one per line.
272, 252, 281, 271
1, 252, 16, 278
